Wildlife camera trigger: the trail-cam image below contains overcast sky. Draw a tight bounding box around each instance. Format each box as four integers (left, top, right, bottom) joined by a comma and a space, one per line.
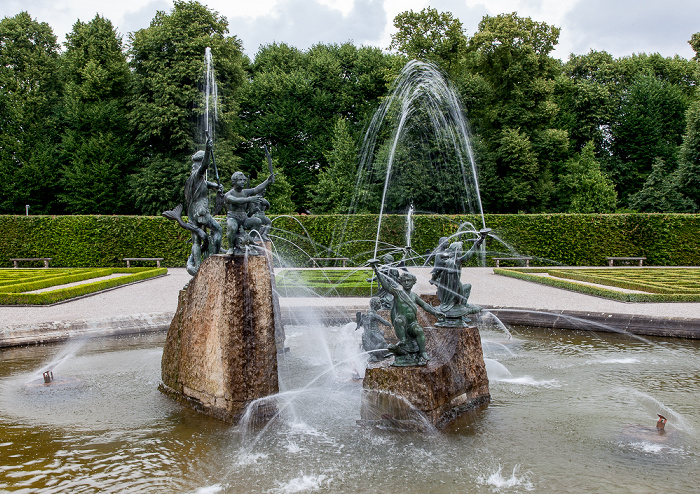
2, 0, 698, 61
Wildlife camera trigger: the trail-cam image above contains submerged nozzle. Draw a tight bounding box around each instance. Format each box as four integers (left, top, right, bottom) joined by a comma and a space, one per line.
656, 414, 667, 430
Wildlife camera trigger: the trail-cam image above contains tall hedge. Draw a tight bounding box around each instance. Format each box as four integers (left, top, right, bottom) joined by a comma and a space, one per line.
1, 213, 698, 267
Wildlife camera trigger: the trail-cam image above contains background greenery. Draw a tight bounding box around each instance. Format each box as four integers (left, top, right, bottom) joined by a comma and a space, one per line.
1, 3, 699, 218
1, 213, 698, 268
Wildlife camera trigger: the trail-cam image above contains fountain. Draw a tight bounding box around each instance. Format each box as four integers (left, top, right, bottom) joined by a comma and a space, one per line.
1, 59, 699, 492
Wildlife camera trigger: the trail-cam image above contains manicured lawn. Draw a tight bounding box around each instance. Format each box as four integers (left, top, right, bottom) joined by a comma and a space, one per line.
0, 267, 167, 305
494, 267, 700, 302
275, 268, 376, 297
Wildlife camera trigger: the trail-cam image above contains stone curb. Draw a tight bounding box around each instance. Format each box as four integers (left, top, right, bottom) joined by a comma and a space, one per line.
2, 304, 700, 348
482, 306, 700, 339
0, 313, 173, 348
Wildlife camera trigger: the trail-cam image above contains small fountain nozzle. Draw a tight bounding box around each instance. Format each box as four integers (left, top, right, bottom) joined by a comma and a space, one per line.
479, 228, 492, 237
43, 371, 53, 384
656, 414, 667, 430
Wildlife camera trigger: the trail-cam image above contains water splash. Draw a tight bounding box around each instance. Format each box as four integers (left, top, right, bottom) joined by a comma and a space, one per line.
336, 60, 485, 259
477, 464, 534, 490
271, 473, 331, 493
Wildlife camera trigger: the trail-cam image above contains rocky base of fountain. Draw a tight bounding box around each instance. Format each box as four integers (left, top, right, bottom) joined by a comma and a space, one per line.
360, 325, 490, 431
160, 254, 279, 423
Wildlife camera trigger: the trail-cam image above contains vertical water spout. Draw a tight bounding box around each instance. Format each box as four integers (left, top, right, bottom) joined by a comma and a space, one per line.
203, 46, 218, 141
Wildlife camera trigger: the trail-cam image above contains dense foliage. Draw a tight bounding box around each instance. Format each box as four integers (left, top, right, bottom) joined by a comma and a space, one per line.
1, 3, 699, 216
2, 214, 698, 268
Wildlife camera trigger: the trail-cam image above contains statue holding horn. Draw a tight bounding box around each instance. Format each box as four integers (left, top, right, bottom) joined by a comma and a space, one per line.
162, 136, 223, 275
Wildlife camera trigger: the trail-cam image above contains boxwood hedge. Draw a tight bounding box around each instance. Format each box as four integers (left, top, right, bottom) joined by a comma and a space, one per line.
1, 213, 698, 268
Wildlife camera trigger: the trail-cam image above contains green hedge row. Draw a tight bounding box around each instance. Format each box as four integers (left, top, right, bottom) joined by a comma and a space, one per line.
548, 268, 700, 294
1, 213, 699, 268
275, 268, 376, 297
0, 267, 167, 305
494, 268, 700, 302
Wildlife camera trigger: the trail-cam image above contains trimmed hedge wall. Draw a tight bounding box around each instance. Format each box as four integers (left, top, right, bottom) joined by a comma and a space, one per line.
1, 213, 699, 268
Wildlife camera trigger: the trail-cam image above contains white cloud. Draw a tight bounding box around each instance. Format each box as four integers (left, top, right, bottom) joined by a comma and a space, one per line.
227, 0, 387, 56
562, 0, 698, 59
1, 0, 697, 59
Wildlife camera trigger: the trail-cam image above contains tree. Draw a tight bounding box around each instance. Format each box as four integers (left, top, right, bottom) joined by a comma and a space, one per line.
58, 15, 134, 214
558, 142, 617, 213
0, 12, 62, 214
238, 42, 397, 212
556, 52, 615, 153
690, 33, 700, 61
311, 118, 358, 213
677, 99, 700, 207
495, 128, 540, 212
127, 0, 245, 214
628, 158, 695, 212
465, 12, 565, 212
609, 73, 688, 202
389, 8, 467, 77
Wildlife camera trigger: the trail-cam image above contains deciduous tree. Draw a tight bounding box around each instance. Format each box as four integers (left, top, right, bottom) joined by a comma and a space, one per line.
59, 15, 134, 214
389, 8, 467, 77
0, 12, 62, 214
558, 142, 617, 213
127, 0, 245, 214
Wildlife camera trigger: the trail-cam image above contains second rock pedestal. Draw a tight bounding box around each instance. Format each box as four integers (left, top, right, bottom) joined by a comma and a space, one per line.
361, 325, 490, 430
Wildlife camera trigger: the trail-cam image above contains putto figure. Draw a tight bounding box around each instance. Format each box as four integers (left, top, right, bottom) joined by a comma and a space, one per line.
247, 190, 272, 241
366, 253, 400, 309
162, 137, 223, 276
356, 297, 391, 362
430, 229, 490, 327
224, 171, 275, 254
368, 258, 444, 366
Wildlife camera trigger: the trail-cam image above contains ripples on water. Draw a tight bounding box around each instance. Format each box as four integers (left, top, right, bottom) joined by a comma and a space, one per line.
0, 327, 698, 493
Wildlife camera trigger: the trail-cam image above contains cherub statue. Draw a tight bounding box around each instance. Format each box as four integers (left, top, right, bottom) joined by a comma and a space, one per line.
366, 253, 400, 309
224, 171, 274, 254
368, 258, 444, 366
247, 190, 272, 241
356, 297, 391, 362
430, 229, 489, 327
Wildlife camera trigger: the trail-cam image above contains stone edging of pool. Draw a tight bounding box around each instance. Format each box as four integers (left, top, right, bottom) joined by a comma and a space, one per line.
2, 305, 699, 348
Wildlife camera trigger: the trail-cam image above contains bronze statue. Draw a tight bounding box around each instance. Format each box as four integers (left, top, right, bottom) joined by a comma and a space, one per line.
367, 253, 400, 309
224, 171, 275, 254
368, 258, 444, 366
247, 191, 272, 241
429, 236, 449, 284
356, 297, 391, 362
162, 137, 223, 275
430, 229, 489, 327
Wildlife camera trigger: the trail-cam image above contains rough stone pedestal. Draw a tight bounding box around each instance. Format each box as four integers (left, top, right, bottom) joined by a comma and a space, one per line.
361, 326, 489, 430
159, 254, 279, 423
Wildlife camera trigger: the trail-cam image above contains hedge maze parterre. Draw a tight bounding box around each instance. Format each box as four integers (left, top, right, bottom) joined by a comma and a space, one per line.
275, 269, 375, 297
495, 267, 700, 302
0, 267, 167, 305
